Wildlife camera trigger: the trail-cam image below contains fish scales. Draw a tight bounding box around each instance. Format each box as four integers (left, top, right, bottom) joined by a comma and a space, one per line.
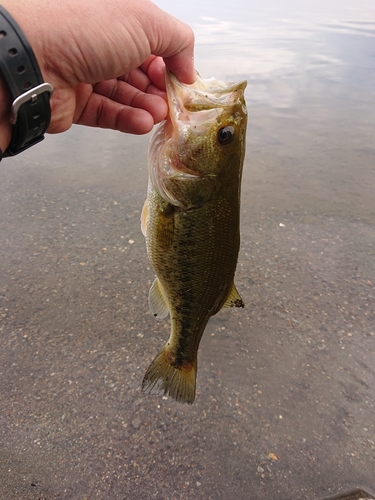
141, 71, 247, 403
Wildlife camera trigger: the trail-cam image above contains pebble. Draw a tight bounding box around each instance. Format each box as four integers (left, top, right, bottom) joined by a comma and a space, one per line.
131, 417, 141, 429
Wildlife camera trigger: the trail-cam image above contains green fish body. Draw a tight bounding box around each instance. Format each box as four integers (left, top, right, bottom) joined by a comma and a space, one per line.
141, 71, 247, 403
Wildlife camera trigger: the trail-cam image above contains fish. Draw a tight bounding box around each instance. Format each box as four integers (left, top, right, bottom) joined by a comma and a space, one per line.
140, 70, 247, 404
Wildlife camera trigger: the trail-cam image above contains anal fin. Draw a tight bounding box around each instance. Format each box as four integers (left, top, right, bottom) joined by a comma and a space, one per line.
222, 283, 244, 309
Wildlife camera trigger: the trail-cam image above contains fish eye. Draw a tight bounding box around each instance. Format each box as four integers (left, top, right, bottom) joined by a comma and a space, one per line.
217, 126, 235, 145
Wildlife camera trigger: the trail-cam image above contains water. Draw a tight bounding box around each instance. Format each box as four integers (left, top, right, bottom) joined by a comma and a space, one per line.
0, 1, 374, 499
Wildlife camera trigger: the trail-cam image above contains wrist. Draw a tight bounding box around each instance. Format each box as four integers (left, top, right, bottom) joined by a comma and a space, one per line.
0, 76, 12, 153
0, 4, 53, 157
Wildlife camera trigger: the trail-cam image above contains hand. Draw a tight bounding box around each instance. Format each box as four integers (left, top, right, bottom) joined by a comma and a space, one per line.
0, 0, 195, 151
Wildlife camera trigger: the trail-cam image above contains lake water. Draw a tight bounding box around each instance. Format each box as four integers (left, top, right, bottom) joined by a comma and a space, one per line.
0, 1, 374, 499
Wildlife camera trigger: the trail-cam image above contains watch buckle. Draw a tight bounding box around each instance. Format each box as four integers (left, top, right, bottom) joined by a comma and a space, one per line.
10, 82, 54, 125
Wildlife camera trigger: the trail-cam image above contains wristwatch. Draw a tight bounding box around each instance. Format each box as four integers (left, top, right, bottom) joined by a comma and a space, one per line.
0, 5, 53, 158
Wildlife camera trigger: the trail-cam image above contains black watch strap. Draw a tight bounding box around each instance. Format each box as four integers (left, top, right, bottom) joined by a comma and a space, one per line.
0, 5, 53, 157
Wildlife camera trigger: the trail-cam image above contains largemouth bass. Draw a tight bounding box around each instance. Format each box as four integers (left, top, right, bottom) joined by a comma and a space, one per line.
141, 71, 247, 404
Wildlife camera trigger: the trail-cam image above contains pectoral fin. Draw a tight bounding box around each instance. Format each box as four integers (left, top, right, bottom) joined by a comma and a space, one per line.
222, 283, 244, 309
148, 278, 169, 318
141, 198, 148, 237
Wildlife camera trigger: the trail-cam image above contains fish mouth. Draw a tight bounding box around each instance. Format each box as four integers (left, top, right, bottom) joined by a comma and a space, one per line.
149, 118, 201, 179
166, 70, 247, 126
148, 121, 202, 207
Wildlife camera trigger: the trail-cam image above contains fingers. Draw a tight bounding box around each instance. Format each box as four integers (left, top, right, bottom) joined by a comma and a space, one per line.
94, 78, 167, 121
76, 94, 153, 134
75, 79, 168, 134
124, 61, 166, 97
140, 56, 167, 93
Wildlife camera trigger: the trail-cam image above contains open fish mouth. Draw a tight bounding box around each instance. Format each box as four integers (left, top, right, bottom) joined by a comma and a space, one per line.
166, 70, 247, 117
148, 121, 202, 207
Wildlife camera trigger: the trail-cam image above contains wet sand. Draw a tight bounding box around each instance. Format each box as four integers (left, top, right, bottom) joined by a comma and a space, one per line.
0, 118, 374, 499
1, 1, 375, 498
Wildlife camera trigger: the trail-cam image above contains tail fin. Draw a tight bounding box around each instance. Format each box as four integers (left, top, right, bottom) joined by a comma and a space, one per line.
142, 346, 197, 404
